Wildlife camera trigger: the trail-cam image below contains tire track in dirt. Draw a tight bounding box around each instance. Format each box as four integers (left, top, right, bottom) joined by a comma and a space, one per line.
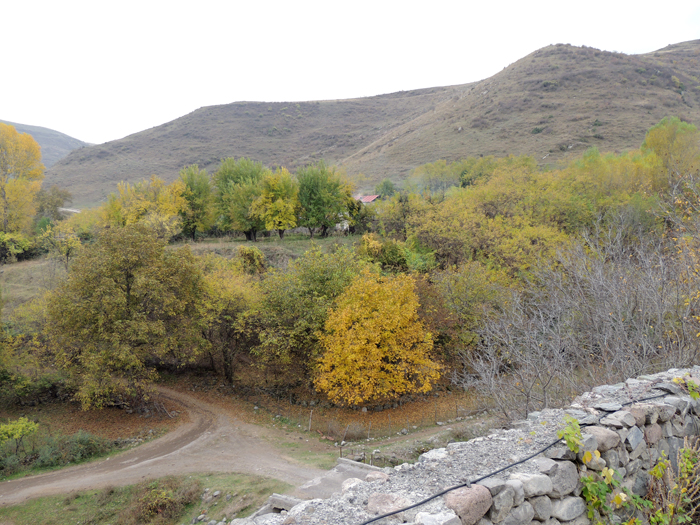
0, 387, 327, 507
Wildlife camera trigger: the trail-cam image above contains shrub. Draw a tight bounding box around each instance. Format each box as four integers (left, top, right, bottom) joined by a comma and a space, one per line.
645, 437, 700, 524
64, 430, 111, 461
35, 442, 61, 468
129, 478, 201, 524
236, 245, 266, 274
137, 488, 177, 520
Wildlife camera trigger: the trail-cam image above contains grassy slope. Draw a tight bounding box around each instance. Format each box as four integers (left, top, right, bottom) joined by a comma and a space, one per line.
44, 39, 700, 208
0, 120, 89, 168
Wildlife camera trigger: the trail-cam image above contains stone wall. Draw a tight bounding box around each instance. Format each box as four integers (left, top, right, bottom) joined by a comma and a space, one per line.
229, 366, 700, 525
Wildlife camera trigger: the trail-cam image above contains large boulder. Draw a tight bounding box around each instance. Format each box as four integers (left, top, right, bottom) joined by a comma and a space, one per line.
444, 485, 493, 525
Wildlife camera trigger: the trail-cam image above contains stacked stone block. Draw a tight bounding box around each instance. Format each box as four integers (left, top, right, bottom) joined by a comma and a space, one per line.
448, 371, 700, 525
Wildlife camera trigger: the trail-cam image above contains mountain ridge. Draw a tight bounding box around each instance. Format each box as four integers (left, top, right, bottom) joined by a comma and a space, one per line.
45, 39, 700, 208
0, 120, 89, 169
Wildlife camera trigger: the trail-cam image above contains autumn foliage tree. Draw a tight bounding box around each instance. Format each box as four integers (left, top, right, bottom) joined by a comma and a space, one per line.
198, 253, 258, 383
0, 123, 44, 248
101, 175, 186, 239
315, 271, 440, 406
641, 116, 700, 192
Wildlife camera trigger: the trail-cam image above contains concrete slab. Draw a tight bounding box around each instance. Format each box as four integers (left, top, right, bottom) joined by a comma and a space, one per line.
291, 458, 390, 499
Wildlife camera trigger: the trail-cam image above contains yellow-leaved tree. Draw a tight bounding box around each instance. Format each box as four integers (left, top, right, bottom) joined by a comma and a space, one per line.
101, 175, 186, 239
250, 167, 299, 239
0, 123, 44, 233
315, 271, 440, 406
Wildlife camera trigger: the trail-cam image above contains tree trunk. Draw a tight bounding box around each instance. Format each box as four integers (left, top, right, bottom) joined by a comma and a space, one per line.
222, 348, 234, 384
307, 227, 315, 239
1, 184, 7, 232
278, 229, 285, 239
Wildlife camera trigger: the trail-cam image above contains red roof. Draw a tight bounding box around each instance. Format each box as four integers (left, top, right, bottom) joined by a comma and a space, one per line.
358, 195, 379, 203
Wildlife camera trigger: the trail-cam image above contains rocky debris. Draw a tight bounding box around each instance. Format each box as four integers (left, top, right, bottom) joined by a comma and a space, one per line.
542, 460, 579, 498
414, 511, 460, 525
236, 366, 700, 525
367, 492, 413, 520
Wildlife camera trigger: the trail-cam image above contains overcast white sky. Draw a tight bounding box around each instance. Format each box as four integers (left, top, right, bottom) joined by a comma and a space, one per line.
4, 1, 700, 144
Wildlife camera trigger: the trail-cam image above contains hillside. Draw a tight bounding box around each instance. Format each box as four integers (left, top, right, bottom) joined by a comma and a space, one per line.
45, 40, 700, 208
343, 40, 700, 179
0, 120, 89, 168
44, 87, 460, 208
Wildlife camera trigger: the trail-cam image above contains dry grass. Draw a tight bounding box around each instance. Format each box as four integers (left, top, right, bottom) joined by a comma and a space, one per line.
181, 232, 359, 269
0, 257, 63, 321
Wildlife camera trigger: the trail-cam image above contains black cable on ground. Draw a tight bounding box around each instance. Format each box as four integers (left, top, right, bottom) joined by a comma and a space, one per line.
358, 391, 672, 524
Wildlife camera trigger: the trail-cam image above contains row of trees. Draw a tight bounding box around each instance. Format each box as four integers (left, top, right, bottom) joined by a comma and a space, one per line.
212, 158, 355, 240
59, 158, 366, 248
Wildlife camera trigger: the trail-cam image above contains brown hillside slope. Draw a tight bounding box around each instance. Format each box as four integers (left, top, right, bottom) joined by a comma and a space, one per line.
45, 87, 461, 208
46, 40, 700, 208
342, 40, 700, 180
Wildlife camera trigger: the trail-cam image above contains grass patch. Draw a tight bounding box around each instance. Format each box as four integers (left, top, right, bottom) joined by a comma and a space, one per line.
0, 428, 116, 480
0, 473, 290, 525
277, 442, 337, 469
180, 233, 360, 269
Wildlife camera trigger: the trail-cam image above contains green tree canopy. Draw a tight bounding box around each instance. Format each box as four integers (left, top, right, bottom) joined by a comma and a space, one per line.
374, 178, 397, 199
411, 159, 460, 196
179, 164, 214, 241
47, 224, 206, 409
296, 161, 350, 238
254, 246, 367, 382
213, 157, 268, 240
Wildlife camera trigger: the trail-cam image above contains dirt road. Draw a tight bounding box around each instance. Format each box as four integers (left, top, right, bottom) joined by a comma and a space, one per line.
0, 387, 330, 507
